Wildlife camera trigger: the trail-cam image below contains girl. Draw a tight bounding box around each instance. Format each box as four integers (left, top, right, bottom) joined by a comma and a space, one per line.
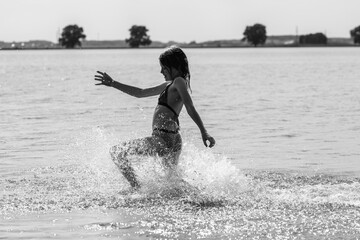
94, 46, 215, 188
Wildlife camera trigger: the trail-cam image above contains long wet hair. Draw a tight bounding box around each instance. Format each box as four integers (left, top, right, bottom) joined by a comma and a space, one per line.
159, 45, 191, 92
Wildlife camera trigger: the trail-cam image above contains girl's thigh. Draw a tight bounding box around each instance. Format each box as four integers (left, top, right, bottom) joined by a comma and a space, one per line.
110, 135, 167, 158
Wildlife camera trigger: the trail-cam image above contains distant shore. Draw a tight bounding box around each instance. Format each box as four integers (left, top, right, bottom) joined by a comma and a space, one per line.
1, 45, 358, 51
0, 36, 357, 50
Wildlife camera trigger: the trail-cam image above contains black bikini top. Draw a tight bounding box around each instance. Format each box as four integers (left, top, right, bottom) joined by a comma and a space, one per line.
158, 81, 179, 125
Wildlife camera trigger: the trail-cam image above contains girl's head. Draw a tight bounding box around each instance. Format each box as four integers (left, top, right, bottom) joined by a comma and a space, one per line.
159, 46, 191, 89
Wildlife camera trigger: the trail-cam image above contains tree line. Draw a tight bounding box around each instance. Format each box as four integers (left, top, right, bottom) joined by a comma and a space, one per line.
58, 24, 360, 48
241, 24, 360, 46
58, 24, 151, 48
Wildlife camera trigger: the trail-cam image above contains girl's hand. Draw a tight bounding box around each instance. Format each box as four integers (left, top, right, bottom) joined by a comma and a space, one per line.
202, 132, 216, 148
94, 71, 114, 86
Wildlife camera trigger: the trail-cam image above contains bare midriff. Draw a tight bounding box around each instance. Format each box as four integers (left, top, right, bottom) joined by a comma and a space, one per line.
152, 105, 180, 131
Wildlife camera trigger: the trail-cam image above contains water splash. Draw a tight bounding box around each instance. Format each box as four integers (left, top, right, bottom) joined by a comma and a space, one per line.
1, 128, 360, 239
1, 127, 252, 213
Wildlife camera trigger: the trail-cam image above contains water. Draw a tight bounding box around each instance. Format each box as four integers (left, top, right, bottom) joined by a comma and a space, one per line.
1, 48, 360, 239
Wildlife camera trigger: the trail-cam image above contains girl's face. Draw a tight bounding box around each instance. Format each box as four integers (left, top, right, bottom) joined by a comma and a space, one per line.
160, 63, 172, 81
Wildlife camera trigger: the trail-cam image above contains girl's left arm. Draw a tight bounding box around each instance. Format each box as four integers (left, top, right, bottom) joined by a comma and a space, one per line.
174, 77, 215, 148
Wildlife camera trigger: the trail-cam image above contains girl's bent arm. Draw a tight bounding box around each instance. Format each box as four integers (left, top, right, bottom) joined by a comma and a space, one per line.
174, 78, 215, 147
173, 78, 206, 132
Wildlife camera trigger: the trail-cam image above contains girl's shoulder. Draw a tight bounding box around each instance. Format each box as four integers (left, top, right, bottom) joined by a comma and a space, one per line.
172, 77, 191, 94
173, 76, 187, 86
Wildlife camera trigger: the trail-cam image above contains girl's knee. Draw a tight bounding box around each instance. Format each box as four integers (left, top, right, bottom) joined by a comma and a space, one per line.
109, 145, 119, 159
110, 144, 128, 159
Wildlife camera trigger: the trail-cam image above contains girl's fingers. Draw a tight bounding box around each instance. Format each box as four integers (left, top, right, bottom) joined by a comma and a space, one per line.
96, 71, 104, 75
209, 137, 215, 148
203, 136, 215, 148
95, 83, 103, 85
94, 75, 103, 78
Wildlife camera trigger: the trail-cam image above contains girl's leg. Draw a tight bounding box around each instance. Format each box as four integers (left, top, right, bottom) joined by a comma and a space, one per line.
109, 135, 167, 188
159, 132, 182, 169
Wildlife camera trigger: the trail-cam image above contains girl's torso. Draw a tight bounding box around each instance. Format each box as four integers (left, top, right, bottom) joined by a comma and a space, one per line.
152, 81, 183, 132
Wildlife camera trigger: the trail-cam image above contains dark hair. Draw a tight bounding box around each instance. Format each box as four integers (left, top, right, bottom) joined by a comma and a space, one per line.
159, 45, 191, 91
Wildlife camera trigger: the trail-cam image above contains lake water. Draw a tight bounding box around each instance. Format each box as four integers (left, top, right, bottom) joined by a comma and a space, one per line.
1, 48, 360, 239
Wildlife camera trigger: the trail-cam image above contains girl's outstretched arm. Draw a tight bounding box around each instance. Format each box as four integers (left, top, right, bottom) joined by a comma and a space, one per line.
173, 77, 216, 148
94, 71, 168, 98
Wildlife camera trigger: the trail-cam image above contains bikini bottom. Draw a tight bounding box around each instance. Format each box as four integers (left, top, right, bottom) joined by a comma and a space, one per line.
152, 128, 182, 157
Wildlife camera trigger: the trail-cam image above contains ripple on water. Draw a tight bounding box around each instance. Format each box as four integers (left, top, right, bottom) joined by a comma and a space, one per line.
1, 161, 360, 239
1, 130, 360, 239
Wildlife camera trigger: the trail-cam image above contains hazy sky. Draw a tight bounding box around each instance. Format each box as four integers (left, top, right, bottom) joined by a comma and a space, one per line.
1, 0, 359, 43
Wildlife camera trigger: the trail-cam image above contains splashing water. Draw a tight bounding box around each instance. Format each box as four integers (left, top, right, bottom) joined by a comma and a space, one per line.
1, 127, 360, 239
1, 127, 252, 211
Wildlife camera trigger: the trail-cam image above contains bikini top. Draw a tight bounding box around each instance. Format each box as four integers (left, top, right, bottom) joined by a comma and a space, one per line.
158, 81, 179, 125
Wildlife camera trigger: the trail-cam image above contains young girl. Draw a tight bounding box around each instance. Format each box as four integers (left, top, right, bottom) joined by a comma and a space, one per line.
94, 46, 215, 188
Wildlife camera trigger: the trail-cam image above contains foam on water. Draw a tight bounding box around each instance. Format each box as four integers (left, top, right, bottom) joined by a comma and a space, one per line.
270, 180, 360, 207
1, 127, 360, 239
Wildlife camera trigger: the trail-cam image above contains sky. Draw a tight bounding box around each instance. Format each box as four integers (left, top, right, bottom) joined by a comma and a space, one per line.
0, 0, 359, 43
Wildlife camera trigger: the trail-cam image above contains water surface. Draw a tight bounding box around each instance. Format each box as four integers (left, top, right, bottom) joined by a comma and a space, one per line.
1, 48, 360, 239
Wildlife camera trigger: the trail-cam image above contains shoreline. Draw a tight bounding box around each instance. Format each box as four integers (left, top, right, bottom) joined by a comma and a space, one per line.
1, 36, 356, 50
1, 44, 359, 50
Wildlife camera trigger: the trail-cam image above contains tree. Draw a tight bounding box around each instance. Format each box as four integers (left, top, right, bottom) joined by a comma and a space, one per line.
243, 23, 267, 46
126, 25, 152, 48
59, 25, 86, 48
350, 26, 360, 44
299, 33, 327, 45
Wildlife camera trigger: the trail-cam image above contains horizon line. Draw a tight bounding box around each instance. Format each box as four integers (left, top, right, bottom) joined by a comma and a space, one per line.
0, 35, 354, 44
